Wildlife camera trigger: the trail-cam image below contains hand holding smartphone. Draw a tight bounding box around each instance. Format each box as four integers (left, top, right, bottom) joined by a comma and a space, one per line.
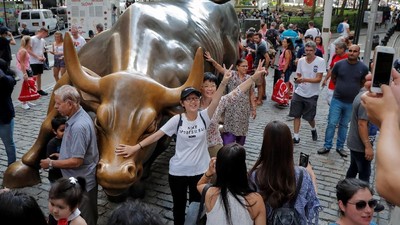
299, 152, 309, 167
371, 46, 395, 93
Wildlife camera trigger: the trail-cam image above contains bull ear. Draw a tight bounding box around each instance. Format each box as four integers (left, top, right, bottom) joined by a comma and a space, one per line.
64, 33, 101, 97
160, 47, 204, 106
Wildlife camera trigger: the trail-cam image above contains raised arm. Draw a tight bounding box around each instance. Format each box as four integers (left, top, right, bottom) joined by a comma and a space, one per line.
204, 51, 226, 74
361, 84, 400, 205
206, 65, 233, 119
115, 129, 166, 158
239, 61, 266, 93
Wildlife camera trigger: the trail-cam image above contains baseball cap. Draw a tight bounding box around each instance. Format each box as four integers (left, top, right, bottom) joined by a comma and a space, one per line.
0, 27, 8, 35
180, 87, 201, 100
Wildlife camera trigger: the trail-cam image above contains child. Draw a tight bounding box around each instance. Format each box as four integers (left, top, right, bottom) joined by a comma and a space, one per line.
48, 177, 87, 225
46, 116, 67, 183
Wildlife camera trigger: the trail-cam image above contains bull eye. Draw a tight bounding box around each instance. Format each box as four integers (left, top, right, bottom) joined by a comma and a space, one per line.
94, 118, 106, 134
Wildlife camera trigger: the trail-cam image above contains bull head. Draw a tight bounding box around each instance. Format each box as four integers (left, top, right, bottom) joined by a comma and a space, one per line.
63, 33, 204, 195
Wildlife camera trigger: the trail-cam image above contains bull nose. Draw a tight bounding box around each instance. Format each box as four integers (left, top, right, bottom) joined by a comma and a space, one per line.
97, 160, 143, 191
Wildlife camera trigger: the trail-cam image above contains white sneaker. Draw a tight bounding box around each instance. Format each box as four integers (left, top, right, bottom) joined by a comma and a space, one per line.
27, 102, 37, 106
21, 103, 30, 110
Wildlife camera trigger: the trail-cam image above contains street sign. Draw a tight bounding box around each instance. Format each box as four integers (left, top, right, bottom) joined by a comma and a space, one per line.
363, 11, 383, 23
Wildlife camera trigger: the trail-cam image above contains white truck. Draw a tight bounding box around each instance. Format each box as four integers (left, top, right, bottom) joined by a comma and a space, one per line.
66, 0, 120, 39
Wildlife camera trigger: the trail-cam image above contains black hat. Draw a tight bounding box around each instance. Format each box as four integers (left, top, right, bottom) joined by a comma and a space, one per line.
180, 87, 201, 100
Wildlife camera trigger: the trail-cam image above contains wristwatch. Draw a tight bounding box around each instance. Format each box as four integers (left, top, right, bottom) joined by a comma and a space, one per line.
49, 159, 53, 170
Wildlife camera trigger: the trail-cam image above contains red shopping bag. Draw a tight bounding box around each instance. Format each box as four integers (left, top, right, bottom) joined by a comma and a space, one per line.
18, 77, 40, 102
245, 53, 253, 74
271, 78, 293, 105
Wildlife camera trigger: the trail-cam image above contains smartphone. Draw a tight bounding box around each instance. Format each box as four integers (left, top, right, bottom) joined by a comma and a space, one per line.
299, 152, 309, 167
371, 46, 395, 93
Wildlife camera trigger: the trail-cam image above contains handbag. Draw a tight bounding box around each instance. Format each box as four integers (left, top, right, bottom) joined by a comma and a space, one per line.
184, 184, 212, 225
18, 77, 40, 102
26, 69, 33, 77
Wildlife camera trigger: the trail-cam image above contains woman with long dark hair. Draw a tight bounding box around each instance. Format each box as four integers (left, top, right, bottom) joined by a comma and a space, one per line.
249, 121, 320, 224
278, 37, 295, 95
197, 143, 266, 225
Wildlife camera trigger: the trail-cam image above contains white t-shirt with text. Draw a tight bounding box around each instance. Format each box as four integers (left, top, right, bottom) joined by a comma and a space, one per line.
161, 110, 211, 176
296, 56, 326, 98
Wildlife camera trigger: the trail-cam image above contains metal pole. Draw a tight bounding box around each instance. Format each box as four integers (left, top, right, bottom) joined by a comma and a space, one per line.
2, 0, 8, 27
363, 0, 379, 65
353, 0, 365, 44
321, 0, 333, 63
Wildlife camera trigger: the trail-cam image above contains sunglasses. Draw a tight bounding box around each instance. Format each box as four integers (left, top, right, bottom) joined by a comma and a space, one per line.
347, 199, 378, 210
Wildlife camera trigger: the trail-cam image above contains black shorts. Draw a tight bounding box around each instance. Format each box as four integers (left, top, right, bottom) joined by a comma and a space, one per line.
30, 64, 44, 75
289, 93, 319, 122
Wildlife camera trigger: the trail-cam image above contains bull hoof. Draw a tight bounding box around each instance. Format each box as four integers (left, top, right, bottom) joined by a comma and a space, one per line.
3, 161, 41, 188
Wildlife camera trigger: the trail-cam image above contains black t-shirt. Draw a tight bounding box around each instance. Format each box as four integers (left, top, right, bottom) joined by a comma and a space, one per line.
46, 137, 63, 182
0, 70, 15, 124
0, 37, 12, 61
254, 41, 268, 67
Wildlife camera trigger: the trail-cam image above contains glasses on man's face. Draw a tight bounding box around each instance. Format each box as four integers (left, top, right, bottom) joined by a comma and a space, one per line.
347, 199, 377, 210
239, 65, 248, 68
348, 49, 359, 53
185, 97, 200, 102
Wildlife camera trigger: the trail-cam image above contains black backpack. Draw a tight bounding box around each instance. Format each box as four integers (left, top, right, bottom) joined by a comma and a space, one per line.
269, 170, 304, 225
286, 49, 296, 72
266, 29, 278, 47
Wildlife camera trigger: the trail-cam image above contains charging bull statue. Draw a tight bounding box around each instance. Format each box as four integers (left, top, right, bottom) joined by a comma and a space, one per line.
3, 0, 238, 196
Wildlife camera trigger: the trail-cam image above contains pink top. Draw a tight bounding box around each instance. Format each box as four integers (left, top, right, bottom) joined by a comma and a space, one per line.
278, 48, 288, 71
16, 49, 31, 71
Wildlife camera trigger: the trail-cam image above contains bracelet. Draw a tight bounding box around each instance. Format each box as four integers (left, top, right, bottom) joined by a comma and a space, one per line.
251, 76, 256, 83
138, 142, 144, 150
204, 172, 213, 178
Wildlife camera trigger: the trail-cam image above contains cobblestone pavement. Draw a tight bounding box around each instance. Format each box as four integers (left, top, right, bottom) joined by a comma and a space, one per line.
1, 26, 399, 225
0, 70, 393, 225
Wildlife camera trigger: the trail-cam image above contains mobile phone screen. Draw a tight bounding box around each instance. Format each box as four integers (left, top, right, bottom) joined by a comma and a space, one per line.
299, 152, 309, 167
373, 52, 394, 87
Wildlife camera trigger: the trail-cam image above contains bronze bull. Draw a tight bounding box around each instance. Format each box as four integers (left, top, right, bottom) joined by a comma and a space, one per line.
3, 0, 238, 195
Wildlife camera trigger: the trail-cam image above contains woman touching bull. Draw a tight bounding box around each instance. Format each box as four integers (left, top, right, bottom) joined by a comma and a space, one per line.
115, 66, 230, 225
115, 62, 266, 225
116, 65, 231, 225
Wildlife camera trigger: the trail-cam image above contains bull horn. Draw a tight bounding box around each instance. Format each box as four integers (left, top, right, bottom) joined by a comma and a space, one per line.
161, 47, 204, 106
64, 33, 101, 96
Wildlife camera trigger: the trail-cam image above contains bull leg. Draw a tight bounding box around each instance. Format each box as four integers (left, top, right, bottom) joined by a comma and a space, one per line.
3, 74, 72, 188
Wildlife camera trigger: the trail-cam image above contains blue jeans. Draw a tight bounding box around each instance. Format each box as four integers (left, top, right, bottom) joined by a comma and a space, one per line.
0, 119, 16, 165
324, 97, 353, 149
346, 150, 371, 183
